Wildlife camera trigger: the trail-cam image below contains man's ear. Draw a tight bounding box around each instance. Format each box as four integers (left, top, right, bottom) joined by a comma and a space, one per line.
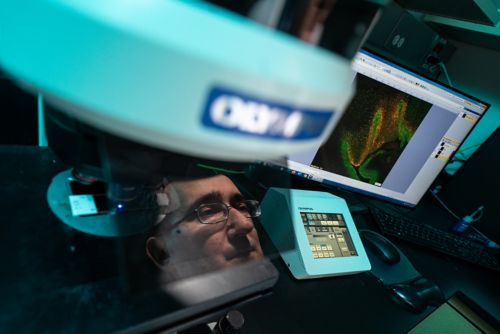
146, 236, 169, 269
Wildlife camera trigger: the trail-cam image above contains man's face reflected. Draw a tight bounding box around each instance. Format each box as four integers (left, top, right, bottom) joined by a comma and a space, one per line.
147, 175, 263, 278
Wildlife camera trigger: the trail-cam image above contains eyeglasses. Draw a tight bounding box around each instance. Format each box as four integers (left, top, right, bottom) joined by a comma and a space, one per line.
181, 200, 261, 225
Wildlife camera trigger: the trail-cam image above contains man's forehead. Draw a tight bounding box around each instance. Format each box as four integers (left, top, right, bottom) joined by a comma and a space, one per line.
170, 175, 240, 204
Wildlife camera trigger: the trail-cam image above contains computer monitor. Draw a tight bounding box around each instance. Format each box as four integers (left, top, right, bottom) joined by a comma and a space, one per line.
285, 49, 490, 207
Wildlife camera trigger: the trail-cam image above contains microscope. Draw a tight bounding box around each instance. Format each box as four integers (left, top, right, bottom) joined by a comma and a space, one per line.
0, 1, 384, 332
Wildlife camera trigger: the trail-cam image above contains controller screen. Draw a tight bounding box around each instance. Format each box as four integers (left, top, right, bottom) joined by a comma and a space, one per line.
300, 212, 357, 259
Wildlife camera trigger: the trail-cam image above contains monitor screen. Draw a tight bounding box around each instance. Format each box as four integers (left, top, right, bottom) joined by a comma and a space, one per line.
285, 49, 490, 207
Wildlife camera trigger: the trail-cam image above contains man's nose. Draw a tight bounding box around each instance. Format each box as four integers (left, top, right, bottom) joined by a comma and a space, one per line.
226, 207, 254, 237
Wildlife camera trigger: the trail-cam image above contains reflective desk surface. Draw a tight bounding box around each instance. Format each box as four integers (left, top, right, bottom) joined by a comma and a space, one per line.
1, 146, 498, 333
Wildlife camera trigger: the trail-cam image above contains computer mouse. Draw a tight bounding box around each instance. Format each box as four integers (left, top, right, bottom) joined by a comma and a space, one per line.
388, 283, 427, 313
359, 230, 400, 264
412, 277, 445, 306
388, 277, 445, 313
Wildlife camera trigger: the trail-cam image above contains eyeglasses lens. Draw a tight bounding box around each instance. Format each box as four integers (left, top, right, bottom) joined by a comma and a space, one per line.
197, 201, 261, 224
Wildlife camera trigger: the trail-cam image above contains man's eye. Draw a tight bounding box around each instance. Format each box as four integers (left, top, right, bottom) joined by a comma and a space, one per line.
199, 207, 217, 215
198, 205, 222, 217
197, 204, 226, 224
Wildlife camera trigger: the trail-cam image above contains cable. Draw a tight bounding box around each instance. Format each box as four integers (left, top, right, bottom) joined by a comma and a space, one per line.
429, 191, 499, 248
438, 62, 453, 88
428, 189, 460, 220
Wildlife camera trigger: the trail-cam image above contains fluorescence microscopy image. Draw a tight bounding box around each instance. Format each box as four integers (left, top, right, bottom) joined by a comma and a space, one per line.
312, 73, 432, 186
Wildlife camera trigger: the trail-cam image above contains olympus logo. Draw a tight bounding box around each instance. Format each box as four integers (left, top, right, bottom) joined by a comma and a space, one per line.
202, 87, 334, 140
210, 95, 302, 138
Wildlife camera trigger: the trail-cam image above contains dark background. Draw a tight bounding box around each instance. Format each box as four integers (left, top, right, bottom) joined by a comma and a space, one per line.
0, 71, 38, 145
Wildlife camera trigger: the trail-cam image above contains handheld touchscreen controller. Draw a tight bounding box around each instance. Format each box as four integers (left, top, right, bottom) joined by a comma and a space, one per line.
260, 188, 370, 279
